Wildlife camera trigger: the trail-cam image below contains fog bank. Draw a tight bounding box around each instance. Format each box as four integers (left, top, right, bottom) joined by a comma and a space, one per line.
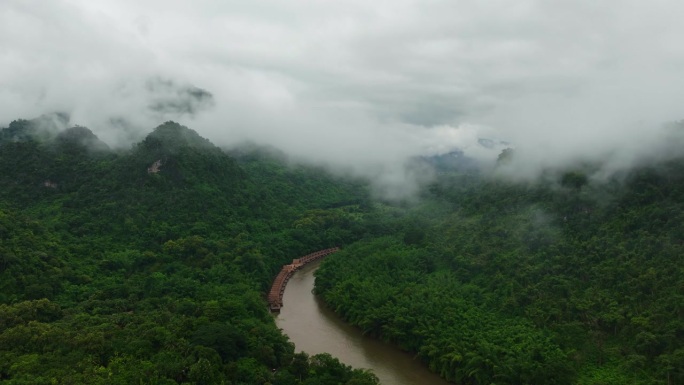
3, 0, 684, 196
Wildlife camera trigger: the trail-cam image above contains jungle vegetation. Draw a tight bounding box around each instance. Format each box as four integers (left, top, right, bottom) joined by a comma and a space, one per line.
315, 155, 684, 384
0, 118, 377, 385
2, 115, 683, 384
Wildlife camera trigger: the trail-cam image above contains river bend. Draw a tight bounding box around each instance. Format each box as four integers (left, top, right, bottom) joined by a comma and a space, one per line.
275, 260, 450, 385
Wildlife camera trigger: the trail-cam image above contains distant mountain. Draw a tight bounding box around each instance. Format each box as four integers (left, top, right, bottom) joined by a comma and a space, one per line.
140, 121, 218, 153
420, 137, 510, 173
118, 121, 246, 190
422, 149, 481, 172
0, 113, 108, 153
0, 113, 69, 143
477, 137, 509, 149
54, 126, 110, 153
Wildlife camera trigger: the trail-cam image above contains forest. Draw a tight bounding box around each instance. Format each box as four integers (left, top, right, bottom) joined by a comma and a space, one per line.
315, 154, 684, 384
1, 116, 683, 384
0, 118, 378, 384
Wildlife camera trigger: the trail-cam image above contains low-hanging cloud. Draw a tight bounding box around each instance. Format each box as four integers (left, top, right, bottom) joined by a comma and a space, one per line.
3, 0, 684, 196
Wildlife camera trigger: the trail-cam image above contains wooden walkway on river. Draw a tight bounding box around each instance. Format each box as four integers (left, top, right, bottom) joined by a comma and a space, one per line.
267, 247, 339, 312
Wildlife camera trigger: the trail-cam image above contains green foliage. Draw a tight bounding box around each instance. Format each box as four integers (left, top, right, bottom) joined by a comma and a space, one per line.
0, 120, 378, 384
4, 116, 683, 384
316, 159, 684, 384
316, 238, 574, 384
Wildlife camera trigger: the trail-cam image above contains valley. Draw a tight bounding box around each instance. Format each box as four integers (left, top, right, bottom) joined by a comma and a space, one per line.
1, 117, 683, 384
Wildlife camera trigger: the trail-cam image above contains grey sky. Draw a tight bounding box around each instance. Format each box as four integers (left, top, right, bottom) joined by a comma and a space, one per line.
2, 0, 684, 190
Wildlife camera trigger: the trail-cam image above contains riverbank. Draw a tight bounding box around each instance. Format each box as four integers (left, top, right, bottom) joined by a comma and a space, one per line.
276, 260, 451, 385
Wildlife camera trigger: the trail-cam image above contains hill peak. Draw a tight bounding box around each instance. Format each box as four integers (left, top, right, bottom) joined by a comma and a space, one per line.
55, 126, 110, 153
0, 113, 69, 143
142, 121, 216, 153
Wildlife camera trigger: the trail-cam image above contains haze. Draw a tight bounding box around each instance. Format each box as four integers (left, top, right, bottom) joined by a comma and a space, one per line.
2, 0, 684, 192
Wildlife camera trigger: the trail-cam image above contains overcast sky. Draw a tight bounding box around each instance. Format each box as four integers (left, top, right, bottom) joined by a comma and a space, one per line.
2, 0, 684, 191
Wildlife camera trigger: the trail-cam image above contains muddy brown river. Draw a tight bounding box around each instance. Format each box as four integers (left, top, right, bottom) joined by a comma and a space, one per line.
275, 260, 451, 385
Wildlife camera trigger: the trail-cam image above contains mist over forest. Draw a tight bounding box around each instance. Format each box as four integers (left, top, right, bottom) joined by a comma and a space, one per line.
2, 1, 684, 385
4, 0, 684, 192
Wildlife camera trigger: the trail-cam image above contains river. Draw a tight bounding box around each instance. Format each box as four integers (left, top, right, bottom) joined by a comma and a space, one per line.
275, 260, 451, 385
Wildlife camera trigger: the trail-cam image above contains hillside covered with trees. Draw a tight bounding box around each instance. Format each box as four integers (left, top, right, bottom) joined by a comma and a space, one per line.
315, 156, 684, 384
0, 117, 378, 384
2, 116, 683, 385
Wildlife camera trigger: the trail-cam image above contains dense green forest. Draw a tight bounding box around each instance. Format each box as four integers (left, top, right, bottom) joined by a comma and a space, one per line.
315, 157, 684, 384
0, 117, 378, 384
2, 115, 684, 384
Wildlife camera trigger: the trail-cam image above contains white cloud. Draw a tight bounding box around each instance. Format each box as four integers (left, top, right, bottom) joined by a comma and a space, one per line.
2, 0, 684, 194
